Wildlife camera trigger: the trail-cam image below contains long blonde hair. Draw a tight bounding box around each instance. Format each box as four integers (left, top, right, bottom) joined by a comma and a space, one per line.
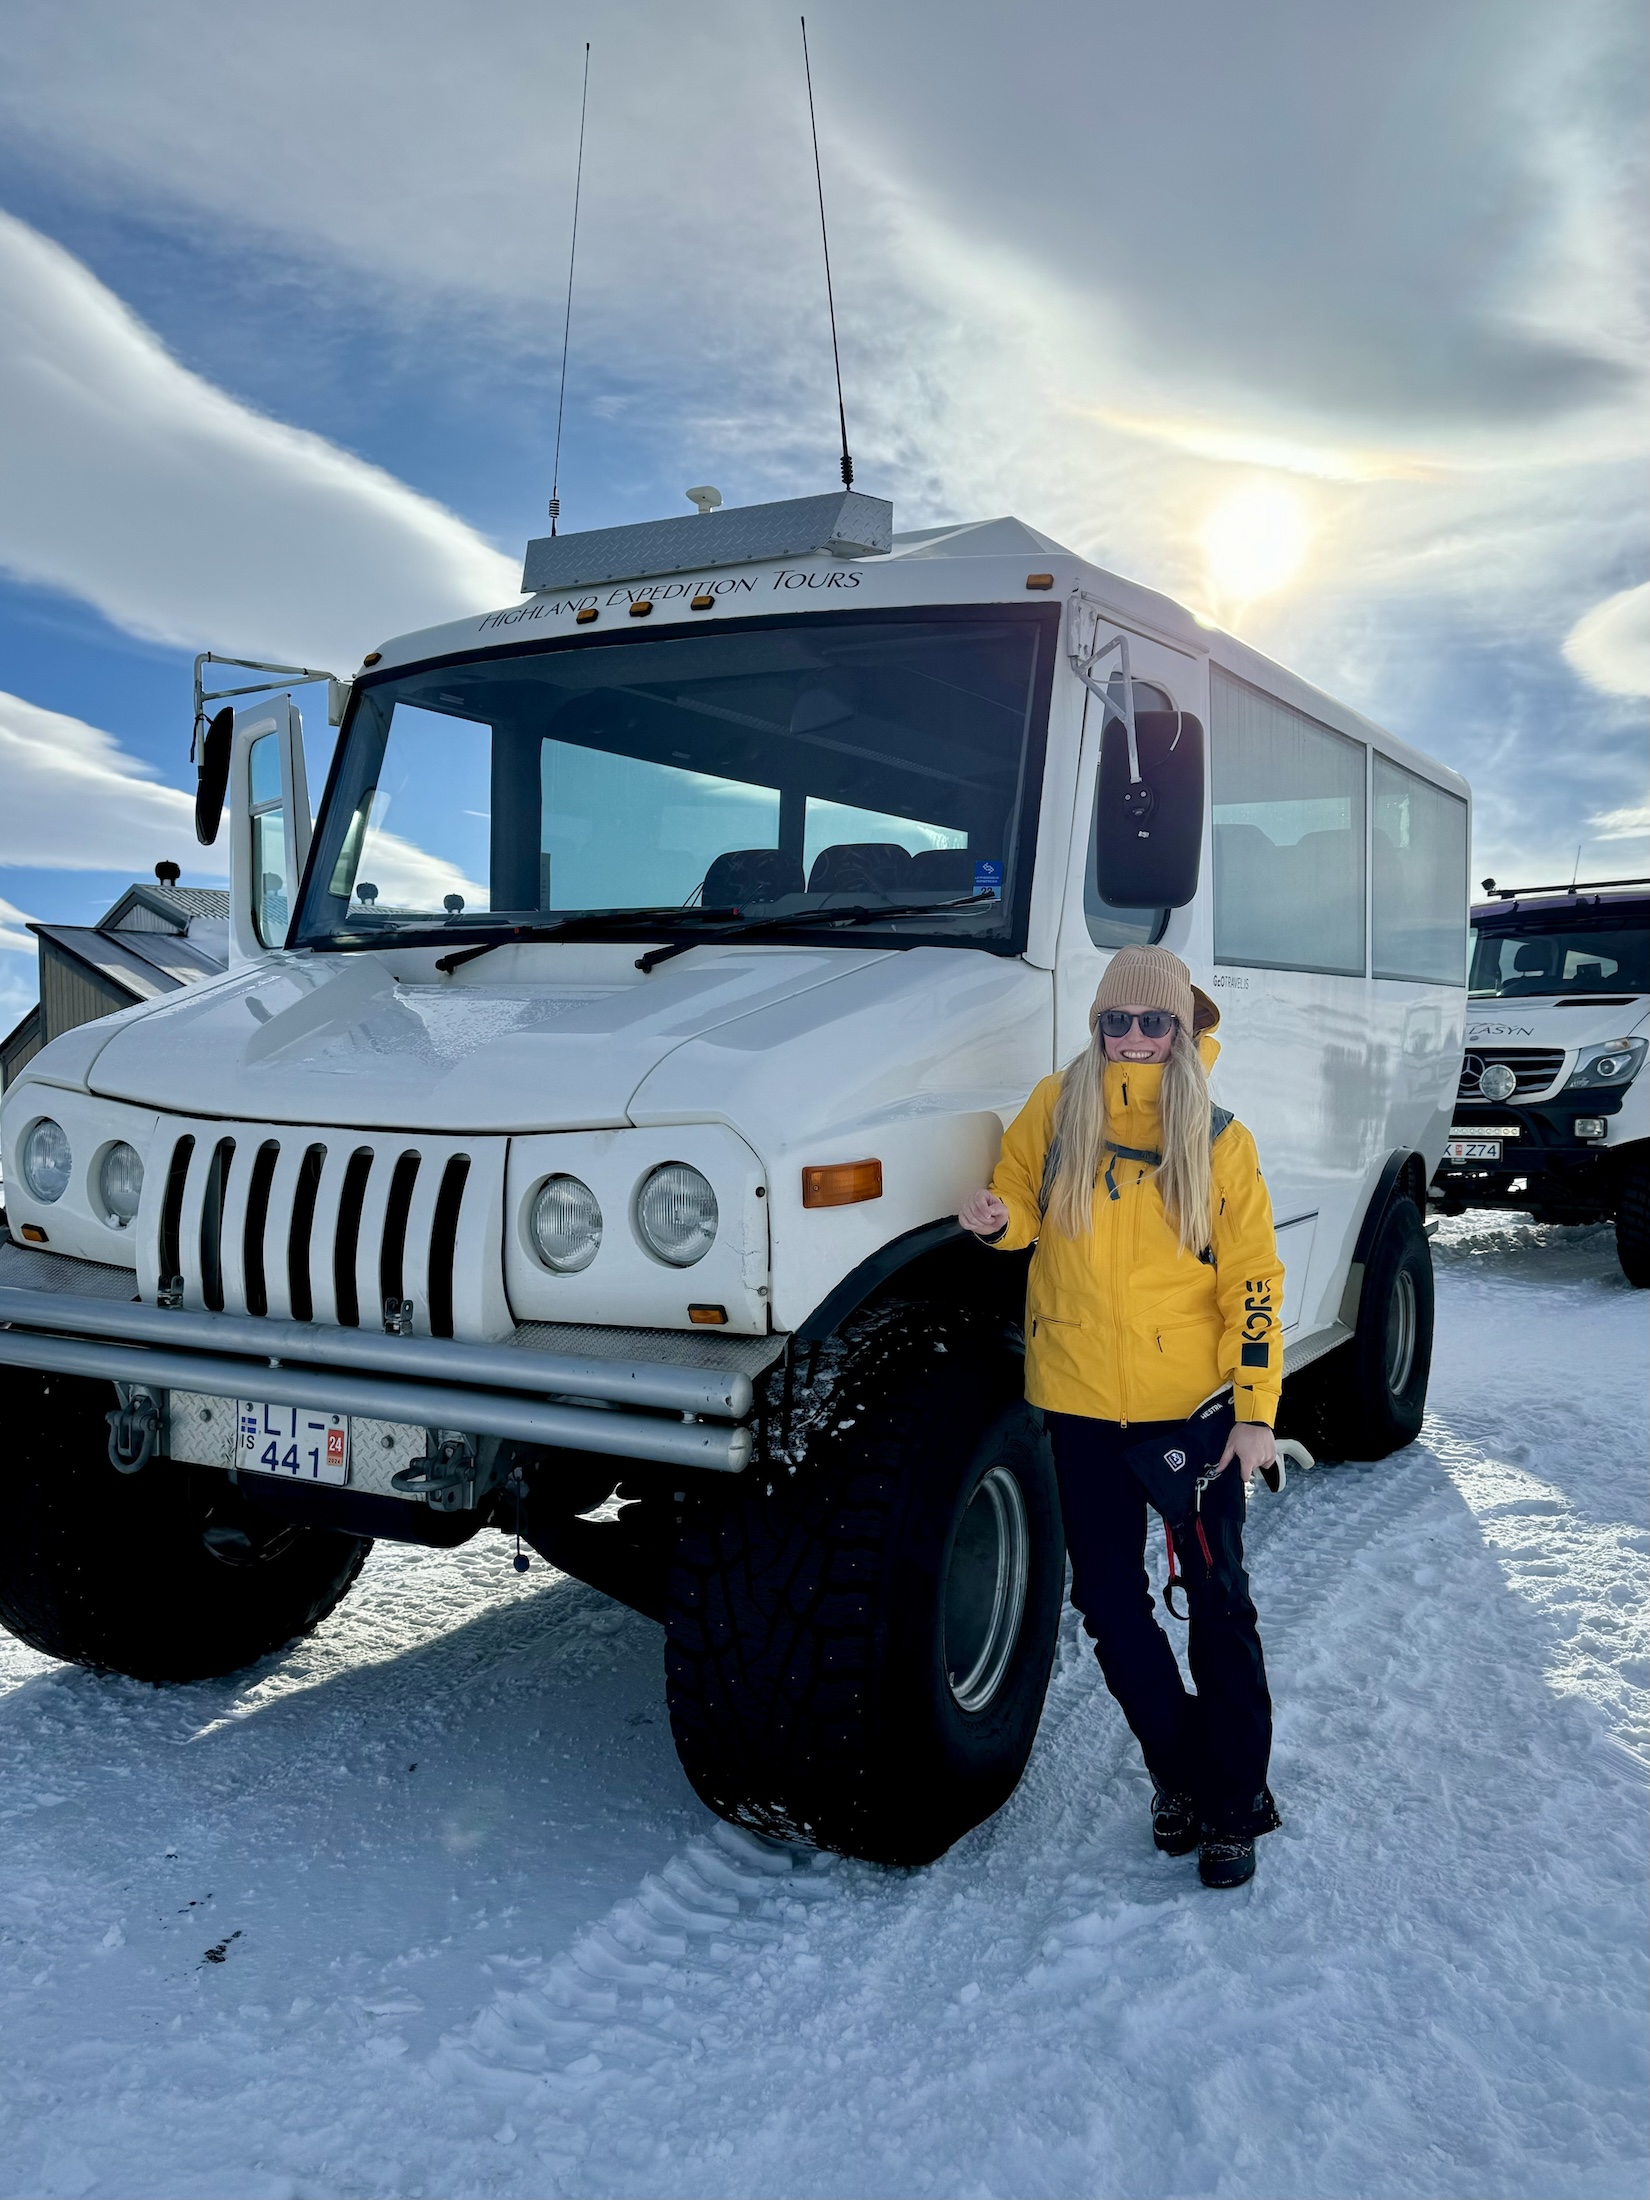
1045, 1021, 1213, 1254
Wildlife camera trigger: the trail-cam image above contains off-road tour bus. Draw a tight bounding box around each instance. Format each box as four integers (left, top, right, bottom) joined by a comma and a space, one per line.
1434, 878, 1648, 1285
0, 491, 1471, 1864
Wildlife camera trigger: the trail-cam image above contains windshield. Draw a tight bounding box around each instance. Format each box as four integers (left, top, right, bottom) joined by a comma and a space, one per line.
1468, 917, 1650, 998
295, 606, 1054, 953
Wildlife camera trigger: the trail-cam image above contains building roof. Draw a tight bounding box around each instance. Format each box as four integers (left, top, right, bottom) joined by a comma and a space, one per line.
100, 882, 230, 931
27, 922, 226, 998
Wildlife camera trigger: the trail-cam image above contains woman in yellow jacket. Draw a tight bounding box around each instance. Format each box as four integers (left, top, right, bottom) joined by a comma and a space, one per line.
958, 945, 1282, 1889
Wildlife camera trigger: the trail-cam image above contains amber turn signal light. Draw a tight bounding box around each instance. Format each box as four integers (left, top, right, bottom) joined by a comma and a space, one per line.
1025, 573, 1054, 590
18, 1223, 48, 1244
688, 1303, 728, 1325
801, 1159, 883, 1208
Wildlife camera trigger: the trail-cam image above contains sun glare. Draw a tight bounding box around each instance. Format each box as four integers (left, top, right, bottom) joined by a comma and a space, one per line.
1199, 482, 1312, 602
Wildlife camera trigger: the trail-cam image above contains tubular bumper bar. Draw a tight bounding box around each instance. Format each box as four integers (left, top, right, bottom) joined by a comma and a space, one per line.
0, 1287, 755, 1473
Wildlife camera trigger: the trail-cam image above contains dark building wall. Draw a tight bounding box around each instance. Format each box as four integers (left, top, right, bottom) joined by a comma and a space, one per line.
39, 949, 132, 1046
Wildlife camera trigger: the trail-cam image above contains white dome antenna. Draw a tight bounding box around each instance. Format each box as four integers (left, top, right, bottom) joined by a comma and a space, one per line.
686, 486, 723, 515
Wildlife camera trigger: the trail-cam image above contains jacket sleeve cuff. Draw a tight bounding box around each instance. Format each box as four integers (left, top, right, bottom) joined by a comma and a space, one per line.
1233, 1386, 1277, 1427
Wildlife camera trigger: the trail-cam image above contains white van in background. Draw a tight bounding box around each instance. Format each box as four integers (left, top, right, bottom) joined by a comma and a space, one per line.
0, 490, 1470, 1864
1434, 880, 1649, 1284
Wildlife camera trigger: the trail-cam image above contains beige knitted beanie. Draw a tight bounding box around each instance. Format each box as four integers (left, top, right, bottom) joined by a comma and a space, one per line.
1089, 945, 1219, 1035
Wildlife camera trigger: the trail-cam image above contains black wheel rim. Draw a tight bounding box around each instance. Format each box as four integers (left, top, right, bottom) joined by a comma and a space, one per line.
943, 1465, 1029, 1713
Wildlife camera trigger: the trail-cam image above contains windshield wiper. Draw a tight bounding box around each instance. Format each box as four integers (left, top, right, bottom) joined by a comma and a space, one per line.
634, 892, 999, 973
432, 906, 742, 975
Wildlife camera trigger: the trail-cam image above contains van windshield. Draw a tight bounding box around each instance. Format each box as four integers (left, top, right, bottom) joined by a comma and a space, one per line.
295, 606, 1054, 954
1468, 918, 1650, 997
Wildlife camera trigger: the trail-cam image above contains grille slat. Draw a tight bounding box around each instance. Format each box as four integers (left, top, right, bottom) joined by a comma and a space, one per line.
140, 1119, 502, 1340
1457, 1047, 1566, 1103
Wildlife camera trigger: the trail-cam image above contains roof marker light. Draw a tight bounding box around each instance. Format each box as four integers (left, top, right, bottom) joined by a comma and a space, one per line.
629, 599, 654, 618
1025, 573, 1054, 591
576, 606, 599, 624
691, 594, 715, 611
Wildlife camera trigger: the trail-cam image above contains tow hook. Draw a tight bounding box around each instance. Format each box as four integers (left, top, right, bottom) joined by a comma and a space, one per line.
106, 1387, 163, 1474
393, 1434, 485, 1513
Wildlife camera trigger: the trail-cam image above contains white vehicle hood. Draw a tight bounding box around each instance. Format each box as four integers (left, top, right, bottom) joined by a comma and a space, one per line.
76, 943, 1048, 1136
1466, 998, 1648, 1050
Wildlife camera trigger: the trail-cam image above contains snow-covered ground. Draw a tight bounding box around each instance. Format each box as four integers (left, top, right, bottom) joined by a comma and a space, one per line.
1, 1216, 1645, 2200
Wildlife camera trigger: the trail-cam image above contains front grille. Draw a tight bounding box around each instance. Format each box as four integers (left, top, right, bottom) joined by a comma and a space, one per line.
141, 1119, 507, 1341
1457, 1047, 1565, 1103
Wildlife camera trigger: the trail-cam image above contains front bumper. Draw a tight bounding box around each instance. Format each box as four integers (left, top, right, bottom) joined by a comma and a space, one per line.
1431, 1092, 1632, 1211
0, 1238, 773, 1476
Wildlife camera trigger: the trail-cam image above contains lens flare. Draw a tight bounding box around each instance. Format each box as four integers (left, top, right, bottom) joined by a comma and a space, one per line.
1199, 482, 1312, 601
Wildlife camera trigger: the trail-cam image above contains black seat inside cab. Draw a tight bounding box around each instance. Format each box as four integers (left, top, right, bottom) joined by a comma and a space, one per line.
807, 842, 914, 895
702, 848, 806, 907
909, 848, 978, 891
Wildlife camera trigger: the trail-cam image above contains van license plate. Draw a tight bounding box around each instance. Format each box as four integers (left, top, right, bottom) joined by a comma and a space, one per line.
236, 1402, 350, 1484
1446, 1138, 1501, 1162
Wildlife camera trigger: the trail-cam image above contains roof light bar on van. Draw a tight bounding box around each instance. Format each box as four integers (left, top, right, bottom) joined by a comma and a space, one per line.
1479, 875, 1650, 900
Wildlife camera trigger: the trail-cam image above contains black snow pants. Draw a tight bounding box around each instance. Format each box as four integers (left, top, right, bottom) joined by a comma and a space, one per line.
1046, 1410, 1276, 1836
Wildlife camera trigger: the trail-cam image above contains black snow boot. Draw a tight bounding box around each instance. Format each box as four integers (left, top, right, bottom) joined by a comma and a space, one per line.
1197, 1833, 1256, 1888
1151, 1790, 1199, 1856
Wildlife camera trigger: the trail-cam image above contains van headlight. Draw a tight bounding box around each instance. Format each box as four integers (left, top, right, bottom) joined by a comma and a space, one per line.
530, 1174, 603, 1272
1564, 1037, 1647, 1090
21, 1118, 72, 1203
98, 1141, 144, 1225
636, 1162, 718, 1266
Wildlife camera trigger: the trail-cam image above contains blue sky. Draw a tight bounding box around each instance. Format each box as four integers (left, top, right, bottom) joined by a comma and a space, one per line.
0, 0, 1645, 1026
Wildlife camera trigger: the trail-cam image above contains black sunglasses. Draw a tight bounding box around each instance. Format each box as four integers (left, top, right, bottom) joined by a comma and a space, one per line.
1098, 1009, 1179, 1039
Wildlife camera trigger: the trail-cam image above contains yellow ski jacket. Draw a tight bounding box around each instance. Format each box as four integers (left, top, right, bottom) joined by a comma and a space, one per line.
987, 1052, 1283, 1427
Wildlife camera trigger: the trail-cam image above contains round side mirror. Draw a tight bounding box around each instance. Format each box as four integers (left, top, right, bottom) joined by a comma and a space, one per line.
195, 707, 234, 845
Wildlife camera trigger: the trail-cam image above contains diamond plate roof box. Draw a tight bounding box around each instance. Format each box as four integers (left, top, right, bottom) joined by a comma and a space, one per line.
521, 491, 893, 594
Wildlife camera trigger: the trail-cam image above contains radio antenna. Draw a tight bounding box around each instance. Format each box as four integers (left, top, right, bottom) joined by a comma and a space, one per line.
548, 41, 591, 535
800, 16, 853, 491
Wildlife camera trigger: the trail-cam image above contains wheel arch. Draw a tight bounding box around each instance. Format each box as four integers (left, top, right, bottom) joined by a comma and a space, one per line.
794, 1218, 1030, 1343
1336, 1147, 1430, 1330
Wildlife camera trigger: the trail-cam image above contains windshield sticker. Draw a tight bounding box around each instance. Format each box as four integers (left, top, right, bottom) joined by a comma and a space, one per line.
973, 859, 1003, 899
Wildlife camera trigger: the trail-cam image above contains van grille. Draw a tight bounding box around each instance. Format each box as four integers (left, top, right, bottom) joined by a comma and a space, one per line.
143, 1119, 506, 1341
1457, 1047, 1566, 1103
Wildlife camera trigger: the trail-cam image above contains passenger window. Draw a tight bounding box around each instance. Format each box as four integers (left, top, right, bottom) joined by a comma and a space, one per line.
247, 732, 289, 949
1085, 677, 1170, 948
1211, 670, 1365, 975
1372, 755, 1468, 984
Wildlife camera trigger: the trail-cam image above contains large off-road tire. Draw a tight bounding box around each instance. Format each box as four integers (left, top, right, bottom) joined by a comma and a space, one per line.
1614, 1146, 1650, 1288
1299, 1198, 1434, 1462
664, 1311, 1064, 1868
0, 1370, 369, 1682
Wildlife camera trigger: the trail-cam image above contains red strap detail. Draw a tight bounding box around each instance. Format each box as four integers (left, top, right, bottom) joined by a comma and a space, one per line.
1164, 1521, 1178, 1582
1195, 1516, 1214, 1571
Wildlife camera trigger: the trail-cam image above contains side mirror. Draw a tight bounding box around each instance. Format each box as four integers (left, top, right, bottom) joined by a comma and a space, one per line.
1096, 710, 1205, 909
194, 707, 234, 845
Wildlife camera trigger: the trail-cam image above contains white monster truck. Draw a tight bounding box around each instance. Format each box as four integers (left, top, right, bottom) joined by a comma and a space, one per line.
0, 491, 1469, 1863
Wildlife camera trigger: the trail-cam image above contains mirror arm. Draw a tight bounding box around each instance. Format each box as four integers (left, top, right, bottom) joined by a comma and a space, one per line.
191, 653, 339, 758
1066, 597, 1142, 785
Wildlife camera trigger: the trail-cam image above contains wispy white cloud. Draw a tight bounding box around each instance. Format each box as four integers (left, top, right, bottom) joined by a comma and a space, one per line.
0, 212, 521, 672
1589, 804, 1650, 840
1565, 583, 1650, 697
0, 688, 222, 874
0, 895, 35, 958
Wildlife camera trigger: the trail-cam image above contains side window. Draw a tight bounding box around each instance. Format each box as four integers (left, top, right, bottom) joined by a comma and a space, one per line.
247, 733, 288, 949
1211, 669, 1365, 975
1085, 676, 1171, 949
1372, 755, 1468, 984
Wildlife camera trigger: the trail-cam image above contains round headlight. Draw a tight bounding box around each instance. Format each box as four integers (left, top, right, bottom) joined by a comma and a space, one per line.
21, 1118, 72, 1204
636, 1162, 718, 1267
1478, 1062, 1517, 1102
1594, 1053, 1628, 1079
98, 1141, 145, 1224
530, 1175, 602, 1272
